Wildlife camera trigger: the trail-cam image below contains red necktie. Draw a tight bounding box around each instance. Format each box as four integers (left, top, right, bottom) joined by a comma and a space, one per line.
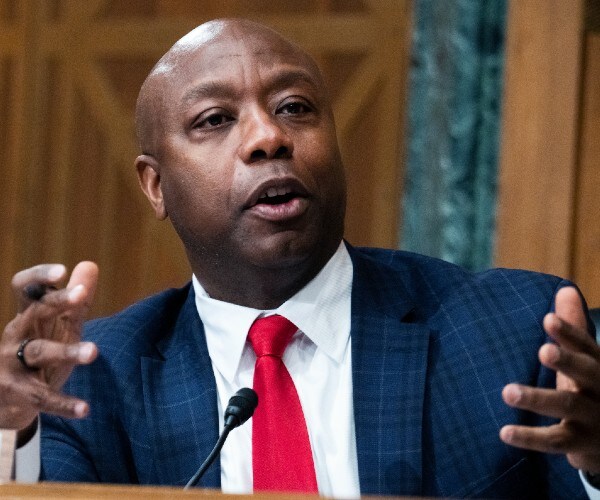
248, 315, 318, 493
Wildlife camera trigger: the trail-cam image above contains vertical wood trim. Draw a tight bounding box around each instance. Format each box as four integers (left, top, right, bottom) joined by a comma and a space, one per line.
494, 0, 584, 276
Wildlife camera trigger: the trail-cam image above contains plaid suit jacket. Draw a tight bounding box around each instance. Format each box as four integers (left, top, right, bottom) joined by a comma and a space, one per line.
40, 244, 589, 498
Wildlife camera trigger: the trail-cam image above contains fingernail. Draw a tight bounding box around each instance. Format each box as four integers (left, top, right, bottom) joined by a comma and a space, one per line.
75, 402, 88, 418
500, 426, 514, 442
48, 265, 66, 281
78, 344, 94, 362
68, 284, 85, 300
504, 385, 522, 404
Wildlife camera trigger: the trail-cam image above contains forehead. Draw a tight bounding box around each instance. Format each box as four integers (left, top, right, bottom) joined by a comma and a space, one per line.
161, 30, 323, 103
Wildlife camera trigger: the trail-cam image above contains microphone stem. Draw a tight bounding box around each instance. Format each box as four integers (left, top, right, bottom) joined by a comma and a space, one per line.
184, 424, 233, 489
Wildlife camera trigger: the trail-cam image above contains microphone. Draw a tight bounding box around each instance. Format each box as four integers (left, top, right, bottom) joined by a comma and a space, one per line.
184, 388, 258, 489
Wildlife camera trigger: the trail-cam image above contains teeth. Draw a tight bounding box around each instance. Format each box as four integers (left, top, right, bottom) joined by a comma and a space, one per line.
259, 186, 292, 199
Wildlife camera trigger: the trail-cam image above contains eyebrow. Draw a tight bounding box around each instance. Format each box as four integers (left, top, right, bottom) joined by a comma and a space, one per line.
266, 69, 320, 94
180, 81, 239, 106
180, 69, 320, 106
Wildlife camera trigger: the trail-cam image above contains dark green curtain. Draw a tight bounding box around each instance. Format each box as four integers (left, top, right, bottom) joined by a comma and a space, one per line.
400, 0, 507, 271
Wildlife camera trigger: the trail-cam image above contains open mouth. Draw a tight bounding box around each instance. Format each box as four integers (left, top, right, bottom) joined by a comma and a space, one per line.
256, 187, 298, 206
245, 179, 310, 221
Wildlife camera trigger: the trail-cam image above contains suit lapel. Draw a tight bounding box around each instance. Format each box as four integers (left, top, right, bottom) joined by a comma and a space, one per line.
349, 247, 431, 496
142, 287, 220, 488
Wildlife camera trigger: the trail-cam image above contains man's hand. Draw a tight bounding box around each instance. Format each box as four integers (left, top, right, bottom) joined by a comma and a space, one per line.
500, 286, 600, 475
0, 262, 99, 432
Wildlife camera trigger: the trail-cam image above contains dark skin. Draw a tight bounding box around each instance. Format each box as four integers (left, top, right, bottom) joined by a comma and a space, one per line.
135, 19, 346, 309
0, 19, 598, 481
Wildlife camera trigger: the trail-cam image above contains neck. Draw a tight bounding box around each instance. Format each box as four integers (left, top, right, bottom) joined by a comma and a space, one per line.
190, 242, 340, 310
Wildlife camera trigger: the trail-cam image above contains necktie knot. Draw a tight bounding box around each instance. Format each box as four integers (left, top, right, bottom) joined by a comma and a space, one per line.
248, 315, 297, 358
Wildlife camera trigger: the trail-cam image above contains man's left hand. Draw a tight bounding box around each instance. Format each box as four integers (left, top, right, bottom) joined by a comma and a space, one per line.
500, 286, 600, 475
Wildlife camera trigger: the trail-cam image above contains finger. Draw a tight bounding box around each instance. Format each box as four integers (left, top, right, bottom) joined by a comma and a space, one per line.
2, 285, 91, 346
12, 264, 67, 312
11, 285, 86, 328
500, 423, 599, 455
65, 262, 99, 312
23, 379, 90, 419
543, 313, 597, 354
31, 262, 98, 315
538, 343, 600, 396
27, 284, 88, 313
18, 339, 97, 370
23, 283, 57, 301
1, 304, 61, 343
555, 287, 588, 331
502, 384, 596, 423
545, 286, 592, 350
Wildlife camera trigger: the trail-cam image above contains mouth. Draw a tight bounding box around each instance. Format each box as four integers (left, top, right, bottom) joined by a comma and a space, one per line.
244, 178, 310, 221
257, 186, 298, 205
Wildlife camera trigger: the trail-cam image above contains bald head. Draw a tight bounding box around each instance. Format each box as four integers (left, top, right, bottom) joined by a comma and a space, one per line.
135, 19, 328, 155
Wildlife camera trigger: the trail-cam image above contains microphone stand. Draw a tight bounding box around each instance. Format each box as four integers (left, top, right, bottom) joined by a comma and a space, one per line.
184, 422, 234, 489
184, 387, 258, 490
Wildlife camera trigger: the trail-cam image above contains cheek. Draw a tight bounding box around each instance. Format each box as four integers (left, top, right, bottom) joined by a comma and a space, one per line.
161, 142, 234, 204
303, 136, 345, 191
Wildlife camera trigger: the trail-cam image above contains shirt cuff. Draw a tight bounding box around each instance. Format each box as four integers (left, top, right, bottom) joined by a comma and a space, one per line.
14, 419, 40, 483
580, 470, 600, 499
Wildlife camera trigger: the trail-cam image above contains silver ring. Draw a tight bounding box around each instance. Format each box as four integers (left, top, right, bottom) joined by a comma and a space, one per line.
16, 339, 37, 370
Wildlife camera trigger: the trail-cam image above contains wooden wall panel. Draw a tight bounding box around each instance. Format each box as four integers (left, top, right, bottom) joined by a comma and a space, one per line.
496, 0, 600, 307
0, 0, 412, 327
495, 0, 584, 278
573, 34, 600, 306
0, 2, 31, 326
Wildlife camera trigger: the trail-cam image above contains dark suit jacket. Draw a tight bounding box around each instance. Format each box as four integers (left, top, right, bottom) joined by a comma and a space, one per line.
40, 245, 589, 498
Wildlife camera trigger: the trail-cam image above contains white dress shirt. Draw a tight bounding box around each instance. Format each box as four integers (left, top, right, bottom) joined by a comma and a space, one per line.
192, 241, 360, 498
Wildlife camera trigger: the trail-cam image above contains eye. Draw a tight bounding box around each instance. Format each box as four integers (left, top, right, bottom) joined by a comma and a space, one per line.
277, 100, 313, 115
193, 110, 234, 129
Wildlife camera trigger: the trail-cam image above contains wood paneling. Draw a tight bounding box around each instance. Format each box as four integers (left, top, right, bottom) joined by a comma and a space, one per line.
495, 0, 584, 278
573, 34, 600, 305
0, 0, 411, 327
496, 0, 600, 306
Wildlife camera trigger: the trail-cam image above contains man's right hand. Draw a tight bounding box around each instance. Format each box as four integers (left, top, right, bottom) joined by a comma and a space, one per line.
0, 262, 99, 433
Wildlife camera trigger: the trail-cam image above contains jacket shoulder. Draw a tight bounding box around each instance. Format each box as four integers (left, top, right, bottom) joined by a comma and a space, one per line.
350, 246, 567, 320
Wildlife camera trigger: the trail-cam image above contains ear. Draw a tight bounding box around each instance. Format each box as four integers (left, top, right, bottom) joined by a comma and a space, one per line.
135, 154, 167, 220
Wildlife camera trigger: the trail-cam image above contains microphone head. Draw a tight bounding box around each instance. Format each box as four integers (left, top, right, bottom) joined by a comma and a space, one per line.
224, 388, 258, 429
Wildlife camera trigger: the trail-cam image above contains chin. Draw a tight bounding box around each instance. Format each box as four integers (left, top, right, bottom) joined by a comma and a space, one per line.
250, 228, 341, 272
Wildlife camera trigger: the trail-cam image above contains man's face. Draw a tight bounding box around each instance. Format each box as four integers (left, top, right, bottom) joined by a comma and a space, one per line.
139, 25, 346, 279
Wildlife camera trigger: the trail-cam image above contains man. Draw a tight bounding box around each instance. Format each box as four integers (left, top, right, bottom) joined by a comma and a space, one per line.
1, 18, 599, 498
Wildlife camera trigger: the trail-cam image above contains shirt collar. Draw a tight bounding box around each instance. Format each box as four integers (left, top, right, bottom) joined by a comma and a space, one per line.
193, 241, 353, 383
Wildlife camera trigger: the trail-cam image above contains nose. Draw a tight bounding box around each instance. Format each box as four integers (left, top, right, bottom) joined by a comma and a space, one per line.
239, 109, 293, 163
